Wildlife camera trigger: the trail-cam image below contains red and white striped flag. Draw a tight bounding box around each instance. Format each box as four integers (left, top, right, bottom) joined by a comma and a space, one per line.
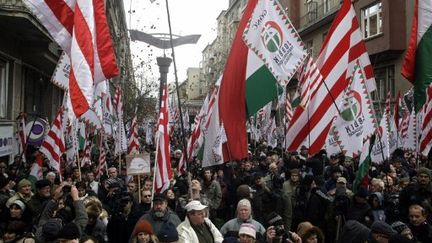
39, 107, 67, 173
400, 109, 410, 140
97, 141, 106, 178
286, 0, 376, 155
113, 86, 127, 155
297, 56, 323, 108
128, 115, 140, 154
154, 85, 172, 193
420, 85, 432, 155
80, 134, 91, 167
17, 112, 27, 162
286, 94, 293, 126
23, 0, 119, 117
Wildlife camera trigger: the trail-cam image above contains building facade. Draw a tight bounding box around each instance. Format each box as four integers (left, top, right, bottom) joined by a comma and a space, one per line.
0, 0, 132, 163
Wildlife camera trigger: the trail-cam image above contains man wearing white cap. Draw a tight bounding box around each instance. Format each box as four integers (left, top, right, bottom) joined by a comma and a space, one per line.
177, 200, 223, 243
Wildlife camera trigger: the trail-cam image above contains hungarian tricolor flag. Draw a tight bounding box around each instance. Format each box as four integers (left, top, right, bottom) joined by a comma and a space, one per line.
402, 0, 432, 111
353, 134, 376, 193
219, 0, 289, 161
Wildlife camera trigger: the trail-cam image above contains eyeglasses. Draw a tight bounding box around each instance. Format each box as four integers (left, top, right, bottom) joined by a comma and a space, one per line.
143, 195, 151, 198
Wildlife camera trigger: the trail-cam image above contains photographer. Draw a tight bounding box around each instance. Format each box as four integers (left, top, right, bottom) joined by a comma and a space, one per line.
106, 191, 141, 243
35, 183, 88, 241
265, 212, 301, 243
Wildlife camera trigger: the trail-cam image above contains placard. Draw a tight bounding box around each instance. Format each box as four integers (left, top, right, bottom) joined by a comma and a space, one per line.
126, 153, 151, 175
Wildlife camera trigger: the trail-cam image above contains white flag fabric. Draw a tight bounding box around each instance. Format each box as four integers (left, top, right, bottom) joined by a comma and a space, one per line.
154, 85, 172, 193
370, 115, 390, 164
202, 80, 226, 168
243, 0, 307, 86
332, 63, 377, 158
404, 109, 417, 151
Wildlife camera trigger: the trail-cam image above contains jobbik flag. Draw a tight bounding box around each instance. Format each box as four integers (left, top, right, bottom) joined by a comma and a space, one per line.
286, 0, 376, 155
332, 62, 376, 158
370, 114, 390, 164
243, 0, 306, 86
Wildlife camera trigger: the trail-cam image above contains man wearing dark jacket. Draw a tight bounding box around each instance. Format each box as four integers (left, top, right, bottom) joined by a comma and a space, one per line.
139, 193, 181, 235
28, 179, 52, 225
408, 204, 432, 243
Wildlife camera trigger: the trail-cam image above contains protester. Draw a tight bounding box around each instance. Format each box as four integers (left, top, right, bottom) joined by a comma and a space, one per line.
177, 200, 223, 243
140, 193, 181, 235
130, 219, 158, 243
220, 199, 266, 240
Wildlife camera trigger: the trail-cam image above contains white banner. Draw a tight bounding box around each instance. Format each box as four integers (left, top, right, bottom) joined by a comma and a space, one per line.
243, 0, 307, 86
0, 126, 14, 157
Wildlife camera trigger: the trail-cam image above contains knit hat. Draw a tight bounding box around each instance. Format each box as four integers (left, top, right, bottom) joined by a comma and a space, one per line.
35, 179, 51, 189
237, 199, 251, 210
391, 221, 409, 234
41, 218, 63, 241
239, 223, 256, 239
17, 179, 31, 190
266, 212, 283, 227
153, 193, 167, 202
417, 167, 432, 178
133, 219, 154, 237
57, 222, 81, 240
10, 199, 26, 211
157, 222, 179, 242
370, 221, 397, 236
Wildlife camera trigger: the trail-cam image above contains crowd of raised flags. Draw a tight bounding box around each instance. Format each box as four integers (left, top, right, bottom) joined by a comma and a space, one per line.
13, 0, 432, 197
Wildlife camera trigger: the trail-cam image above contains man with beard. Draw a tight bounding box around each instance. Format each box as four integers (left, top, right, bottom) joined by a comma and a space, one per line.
139, 193, 181, 235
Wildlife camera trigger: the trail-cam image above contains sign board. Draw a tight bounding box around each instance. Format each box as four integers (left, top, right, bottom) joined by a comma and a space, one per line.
0, 125, 14, 157
126, 153, 151, 175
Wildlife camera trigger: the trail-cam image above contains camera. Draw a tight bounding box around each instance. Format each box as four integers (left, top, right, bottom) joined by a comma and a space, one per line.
62, 185, 71, 194
274, 225, 285, 237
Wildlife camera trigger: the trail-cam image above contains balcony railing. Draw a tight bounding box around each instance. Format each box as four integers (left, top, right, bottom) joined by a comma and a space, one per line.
0, 0, 28, 11
299, 0, 342, 30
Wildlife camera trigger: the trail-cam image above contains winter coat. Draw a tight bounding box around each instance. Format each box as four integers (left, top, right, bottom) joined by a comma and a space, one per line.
220, 216, 266, 238
177, 217, 223, 243
140, 208, 181, 235
201, 180, 222, 211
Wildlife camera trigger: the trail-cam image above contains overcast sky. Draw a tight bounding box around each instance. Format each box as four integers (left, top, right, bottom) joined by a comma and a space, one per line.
123, 0, 229, 90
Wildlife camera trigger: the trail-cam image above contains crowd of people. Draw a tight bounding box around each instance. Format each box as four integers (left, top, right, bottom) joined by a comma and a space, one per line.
0, 142, 432, 243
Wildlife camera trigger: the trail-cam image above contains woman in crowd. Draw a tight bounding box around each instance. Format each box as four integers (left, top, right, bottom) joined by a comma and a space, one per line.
130, 218, 159, 243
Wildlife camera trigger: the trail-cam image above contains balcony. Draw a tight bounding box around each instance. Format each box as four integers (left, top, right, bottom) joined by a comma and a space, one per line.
298, 0, 342, 33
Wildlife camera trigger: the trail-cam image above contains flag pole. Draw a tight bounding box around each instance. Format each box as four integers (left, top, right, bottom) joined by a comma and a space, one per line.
164, 0, 189, 167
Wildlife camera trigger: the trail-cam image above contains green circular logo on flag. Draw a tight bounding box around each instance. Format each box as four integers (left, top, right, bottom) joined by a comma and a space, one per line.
261, 21, 283, 53
341, 91, 362, 122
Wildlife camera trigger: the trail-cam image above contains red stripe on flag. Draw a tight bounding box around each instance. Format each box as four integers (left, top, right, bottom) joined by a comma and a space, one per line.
69, 70, 90, 116
288, 73, 347, 150
93, 0, 119, 78
44, 0, 74, 34
74, 4, 95, 76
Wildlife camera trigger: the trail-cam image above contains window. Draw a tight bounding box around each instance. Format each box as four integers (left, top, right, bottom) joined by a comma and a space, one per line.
361, 2, 383, 39
0, 60, 8, 118
372, 65, 395, 102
